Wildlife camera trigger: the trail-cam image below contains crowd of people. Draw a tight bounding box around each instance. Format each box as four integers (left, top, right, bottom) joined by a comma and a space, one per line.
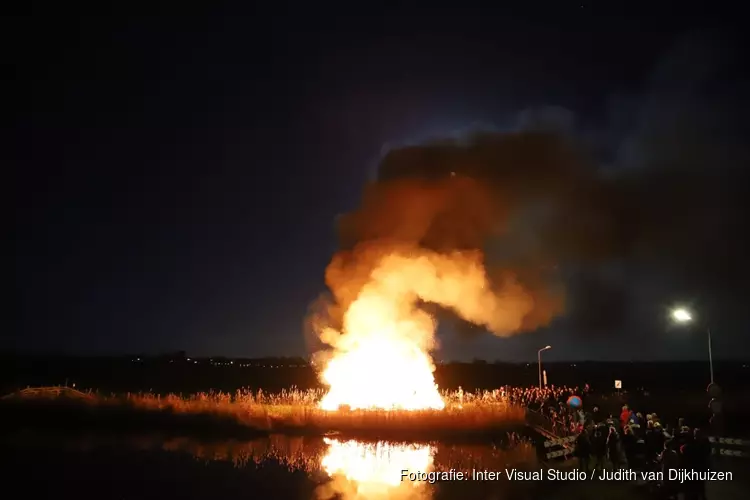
576, 407, 712, 498
504, 384, 585, 436
505, 384, 714, 499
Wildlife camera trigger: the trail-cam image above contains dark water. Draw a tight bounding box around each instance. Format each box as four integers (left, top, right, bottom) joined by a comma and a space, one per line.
1, 430, 568, 500
5, 430, 683, 499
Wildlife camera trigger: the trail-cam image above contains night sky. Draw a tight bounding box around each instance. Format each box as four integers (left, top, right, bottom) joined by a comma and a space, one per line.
13, 6, 750, 361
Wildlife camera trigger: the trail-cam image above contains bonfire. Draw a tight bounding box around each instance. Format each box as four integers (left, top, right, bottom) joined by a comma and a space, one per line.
315, 248, 533, 413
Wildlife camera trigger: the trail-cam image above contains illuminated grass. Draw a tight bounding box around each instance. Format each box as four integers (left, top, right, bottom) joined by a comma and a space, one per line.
1, 387, 525, 440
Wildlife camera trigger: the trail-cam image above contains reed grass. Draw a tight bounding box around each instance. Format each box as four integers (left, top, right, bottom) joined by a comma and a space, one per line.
1, 386, 525, 440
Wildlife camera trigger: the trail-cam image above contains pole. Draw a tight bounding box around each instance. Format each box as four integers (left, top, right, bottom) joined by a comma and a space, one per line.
707, 327, 714, 384
538, 349, 543, 390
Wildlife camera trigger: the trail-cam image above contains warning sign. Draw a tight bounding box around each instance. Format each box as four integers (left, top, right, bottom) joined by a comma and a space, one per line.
614, 380, 622, 389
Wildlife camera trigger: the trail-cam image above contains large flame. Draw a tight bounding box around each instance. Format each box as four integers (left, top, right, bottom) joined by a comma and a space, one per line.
317, 249, 533, 411
320, 438, 434, 499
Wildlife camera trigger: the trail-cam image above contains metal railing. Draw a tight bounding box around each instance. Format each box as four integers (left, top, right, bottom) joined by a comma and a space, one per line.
539, 433, 750, 461
543, 435, 576, 459
525, 408, 576, 437
708, 436, 750, 458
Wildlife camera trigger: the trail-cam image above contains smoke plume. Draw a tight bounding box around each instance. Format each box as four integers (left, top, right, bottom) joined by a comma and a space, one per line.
309, 130, 593, 349
308, 33, 750, 353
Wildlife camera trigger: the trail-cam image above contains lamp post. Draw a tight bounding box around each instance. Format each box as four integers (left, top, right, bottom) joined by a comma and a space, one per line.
671, 307, 714, 384
538, 345, 552, 390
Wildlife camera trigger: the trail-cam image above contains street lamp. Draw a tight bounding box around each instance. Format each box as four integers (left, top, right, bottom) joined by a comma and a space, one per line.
538, 345, 552, 390
671, 307, 714, 384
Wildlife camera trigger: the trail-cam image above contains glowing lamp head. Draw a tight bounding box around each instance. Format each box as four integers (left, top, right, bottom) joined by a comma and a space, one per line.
671, 308, 693, 323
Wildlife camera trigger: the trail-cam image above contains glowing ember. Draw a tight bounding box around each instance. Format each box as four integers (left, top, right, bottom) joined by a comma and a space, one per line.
321, 438, 434, 498
317, 250, 532, 411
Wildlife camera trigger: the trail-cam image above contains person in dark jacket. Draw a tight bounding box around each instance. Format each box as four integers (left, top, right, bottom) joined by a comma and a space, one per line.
682, 428, 711, 500
676, 425, 692, 449
592, 424, 608, 472
644, 422, 658, 469
621, 425, 638, 469
592, 405, 601, 424
635, 412, 644, 426
661, 440, 681, 499
607, 425, 622, 469
692, 428, 712, 469
575, 429, 592, 473
652, 422, 666, 452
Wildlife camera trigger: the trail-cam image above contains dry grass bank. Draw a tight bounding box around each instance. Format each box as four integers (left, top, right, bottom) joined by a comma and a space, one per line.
1, 387, 525, 440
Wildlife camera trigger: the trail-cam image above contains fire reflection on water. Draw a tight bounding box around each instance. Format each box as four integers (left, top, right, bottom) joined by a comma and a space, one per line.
318, 437, 434, 499
4, 431, 535, 499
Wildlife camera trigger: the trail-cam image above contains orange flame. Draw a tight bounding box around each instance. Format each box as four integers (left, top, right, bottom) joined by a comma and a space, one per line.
317, 249, 533, 411
320, 438, 434, 499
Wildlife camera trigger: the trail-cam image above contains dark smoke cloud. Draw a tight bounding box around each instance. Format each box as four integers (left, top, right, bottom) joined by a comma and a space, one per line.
332, 131, 609, 332
317, 34, 750, 340
573, 33, 750, 334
